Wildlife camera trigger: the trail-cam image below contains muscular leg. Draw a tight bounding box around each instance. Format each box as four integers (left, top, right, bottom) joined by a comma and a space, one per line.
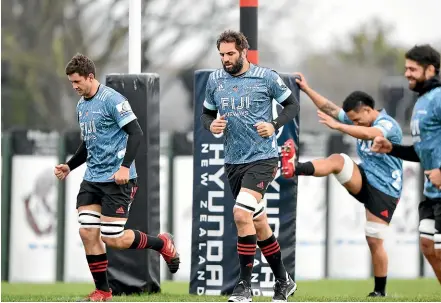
365, 210, 389, 295
100, 215, 180, 274
297, 153, 363, 195
233, 188, 259, 284
434, 206, 441, 277
420, 237, 441, 283
77, 204, 110, 294
299, 154, 390, 295
419, 218, 441, 284
254, 213, 288, 281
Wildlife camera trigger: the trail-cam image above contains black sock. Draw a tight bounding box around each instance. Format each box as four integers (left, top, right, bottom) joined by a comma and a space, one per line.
374, 276, 387, 293
296, 162, 315, 176
237, 235, 257, 284
86, 254, 110, 292
129, 229, 165, 251
258, 234, 288, 281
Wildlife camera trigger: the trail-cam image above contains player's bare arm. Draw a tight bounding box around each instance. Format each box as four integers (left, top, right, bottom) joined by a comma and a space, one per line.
294, 72, 341, 119
318, 110, 383, 140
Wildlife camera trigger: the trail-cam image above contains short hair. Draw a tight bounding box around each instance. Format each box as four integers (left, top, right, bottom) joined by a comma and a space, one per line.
342, 91, 375, 112
65, 53, 96, 77
405, 44, 440, 75
216, 30, 250, 52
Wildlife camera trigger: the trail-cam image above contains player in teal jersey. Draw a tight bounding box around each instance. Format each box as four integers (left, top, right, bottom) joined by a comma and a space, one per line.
372, 44, 441, 284
201, 30, 299, 302
54, 54, 179, 301
282, 73, 403, 297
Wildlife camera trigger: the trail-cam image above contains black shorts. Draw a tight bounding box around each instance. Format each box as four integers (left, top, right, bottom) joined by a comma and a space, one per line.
349, 166, 399, 224
419, 198, 441, 236
224, 157, 278, 200
76, 179, 138, 218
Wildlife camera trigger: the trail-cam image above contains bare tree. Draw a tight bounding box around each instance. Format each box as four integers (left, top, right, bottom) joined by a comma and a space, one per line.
296, 18, 416, 132
1, 0, 303, 131
1, 0, 130, 130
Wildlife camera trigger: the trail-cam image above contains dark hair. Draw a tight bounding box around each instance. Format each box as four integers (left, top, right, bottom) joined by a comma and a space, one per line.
216, 30, 250, 52
65, 53, 96, 77
405, 44, 440, 75
342, 91, 375, 112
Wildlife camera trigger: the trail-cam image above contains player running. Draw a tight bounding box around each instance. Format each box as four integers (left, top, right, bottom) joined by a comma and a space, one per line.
282, 73, 403, 297
372, 44, 441, 284
54, 53, 179, 301
201, 30, 299, 302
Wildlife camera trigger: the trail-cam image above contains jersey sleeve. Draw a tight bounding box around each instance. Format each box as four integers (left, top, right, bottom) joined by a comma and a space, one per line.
265, 70, 292, 103
337, 109, 354, 125
373, 118, 395, 137
108, 95, 137, 128
203, 73, 217, 111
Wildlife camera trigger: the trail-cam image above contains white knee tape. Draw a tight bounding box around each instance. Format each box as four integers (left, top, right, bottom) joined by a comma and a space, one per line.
365, 221, 388, 239
78, 210, 101, 229
234, 191, 259, 213
334, 153, 353, 184
100, 221, 126, 238
253, 203, 266, 220
419, 219, 436, 240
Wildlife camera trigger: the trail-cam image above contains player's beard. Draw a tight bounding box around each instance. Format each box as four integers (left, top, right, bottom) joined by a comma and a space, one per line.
223, 57, 244, 75
409, 75, 427, 92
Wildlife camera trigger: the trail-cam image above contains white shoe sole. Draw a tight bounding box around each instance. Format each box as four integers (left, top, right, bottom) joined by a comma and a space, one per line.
228, 295, 252, 302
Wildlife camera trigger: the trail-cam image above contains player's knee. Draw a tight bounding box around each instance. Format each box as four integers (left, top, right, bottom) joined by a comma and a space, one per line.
233, 208, 253, 227
366, 235, 383, 251
420, 237, 435, 257
333, 153, 353, 184
365, 221, 388, 247
78, 210, 101, 243
419, 218, 436, 253
434, 232, 441, 258
233, 191, 259, 226
253, 212, 268, 231
79, 227, 100, 245
100, 220, 127, 248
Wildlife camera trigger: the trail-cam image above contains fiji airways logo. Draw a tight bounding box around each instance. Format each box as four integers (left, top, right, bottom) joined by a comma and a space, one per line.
220, 96, 250, 110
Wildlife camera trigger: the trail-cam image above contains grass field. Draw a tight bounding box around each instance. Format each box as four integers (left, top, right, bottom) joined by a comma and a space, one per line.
1, 279, 440, 302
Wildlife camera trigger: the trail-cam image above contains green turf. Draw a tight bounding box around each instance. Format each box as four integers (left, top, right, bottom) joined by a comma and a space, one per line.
1, 279, 440, 302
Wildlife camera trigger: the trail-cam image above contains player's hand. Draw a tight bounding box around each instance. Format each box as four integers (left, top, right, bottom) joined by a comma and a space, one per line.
293, 72, 309, 91
317, 110, 340, 129
371, 136, 393, 153
254, 122, 275, 138
424, 169, 441, 189
210, 115, 227, 134
110, 166, 130, 185
54, 164, 70, 180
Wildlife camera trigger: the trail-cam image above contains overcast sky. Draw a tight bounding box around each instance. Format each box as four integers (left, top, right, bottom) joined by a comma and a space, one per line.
303, 0, 441, 50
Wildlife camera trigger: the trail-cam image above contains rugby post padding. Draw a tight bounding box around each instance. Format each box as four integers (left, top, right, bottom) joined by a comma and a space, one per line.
105, 74, 160, 295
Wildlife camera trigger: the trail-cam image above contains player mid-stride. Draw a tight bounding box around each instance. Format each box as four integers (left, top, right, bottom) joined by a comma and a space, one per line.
54, 53, 179, 302
201, 30, 300, 302
281, 72, 403, 297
